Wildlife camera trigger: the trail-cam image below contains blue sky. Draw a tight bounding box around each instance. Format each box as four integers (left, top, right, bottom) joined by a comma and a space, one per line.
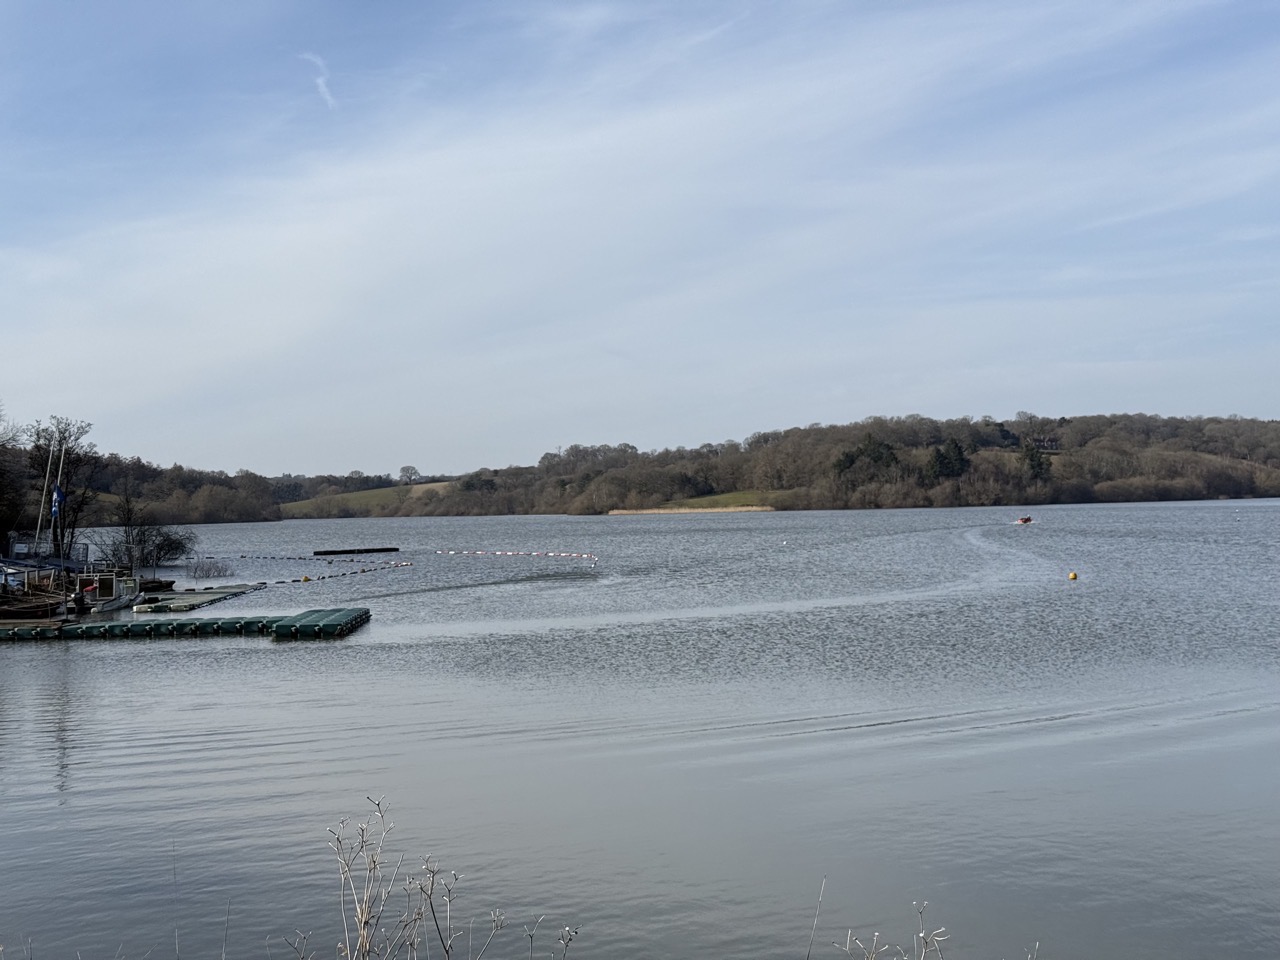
3, 1, 1278, 476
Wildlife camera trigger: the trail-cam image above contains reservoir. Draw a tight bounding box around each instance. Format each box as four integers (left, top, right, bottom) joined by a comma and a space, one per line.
1, 501, 1278, 959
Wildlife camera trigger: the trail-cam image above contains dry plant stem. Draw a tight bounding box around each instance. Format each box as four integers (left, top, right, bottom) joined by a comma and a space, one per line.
312, 799, 573, 960
443, 871, 459, 953
912, 901, 948, 960
524, 916, 544, 960
834, 902, 948, 960
807, 877, 826, 960
555, 925, 578, 959
472, 910, 507, 960
170, 839, 180, 960
424, 860, 464, 958
282, 930, 311, 960
329, 797, 427, 960
835, 928, 889, 960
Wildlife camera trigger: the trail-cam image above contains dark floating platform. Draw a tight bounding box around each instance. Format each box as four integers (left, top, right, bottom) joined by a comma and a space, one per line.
313, 547, 399, 556
2, 608, 372, 642
270, 607, 373, 640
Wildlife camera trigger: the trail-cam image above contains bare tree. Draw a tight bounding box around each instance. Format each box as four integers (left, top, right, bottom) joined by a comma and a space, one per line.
87, 478, 196, 572
26, 415, 102, 561
0, 402, 20, 448
0, 401, 28, 541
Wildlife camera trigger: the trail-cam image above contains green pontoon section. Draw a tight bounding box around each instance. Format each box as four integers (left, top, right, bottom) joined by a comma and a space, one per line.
2, 608, 371, 641
271, 608, 373, 639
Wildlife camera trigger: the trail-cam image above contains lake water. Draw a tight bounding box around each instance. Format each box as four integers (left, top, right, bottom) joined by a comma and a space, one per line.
2, 502, 1278, 959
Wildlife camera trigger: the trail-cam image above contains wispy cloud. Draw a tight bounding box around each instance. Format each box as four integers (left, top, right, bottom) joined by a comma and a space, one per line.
299, 51, 336, 109
3, 1, 1279, 473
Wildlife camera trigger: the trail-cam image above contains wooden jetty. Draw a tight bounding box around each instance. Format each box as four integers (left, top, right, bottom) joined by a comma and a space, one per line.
2, 608, 372, 642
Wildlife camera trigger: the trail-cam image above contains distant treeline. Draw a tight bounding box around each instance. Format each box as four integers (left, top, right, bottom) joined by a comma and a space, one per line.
4, 411, 1280, 533
395, 412, 1280, 516
98, 462, 413, 523
0, 410, 419, 533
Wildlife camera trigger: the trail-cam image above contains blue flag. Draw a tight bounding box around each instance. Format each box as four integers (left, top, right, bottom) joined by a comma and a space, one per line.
51, 484, 65, 520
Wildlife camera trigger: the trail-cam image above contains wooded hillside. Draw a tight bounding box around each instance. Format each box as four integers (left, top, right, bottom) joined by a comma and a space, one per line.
3, 410, 1279, 530
395, 412, 1280, 516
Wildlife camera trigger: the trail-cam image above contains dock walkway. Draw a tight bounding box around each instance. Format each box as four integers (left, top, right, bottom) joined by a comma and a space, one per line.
2, 607, 372, 641
132, 582, 265, 613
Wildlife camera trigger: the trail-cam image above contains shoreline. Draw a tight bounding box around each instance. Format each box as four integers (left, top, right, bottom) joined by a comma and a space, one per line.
607, 505, 775, 515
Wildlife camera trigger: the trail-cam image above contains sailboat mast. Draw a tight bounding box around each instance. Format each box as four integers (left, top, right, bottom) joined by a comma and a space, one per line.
53, 442, 68, 611
53, 443, 67, 553
33, 439, 58, 558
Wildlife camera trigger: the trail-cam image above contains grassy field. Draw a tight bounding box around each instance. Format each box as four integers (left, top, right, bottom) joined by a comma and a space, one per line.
280, 482, 449, 519
93, 483, 769, 521
659, 490, 776, 510
280, 486, 778, 518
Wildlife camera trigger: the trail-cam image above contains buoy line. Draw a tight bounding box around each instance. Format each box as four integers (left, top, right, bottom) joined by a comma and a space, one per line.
272, 561, 413, 585
436, 549, 599, 564
203, 554, 395, 563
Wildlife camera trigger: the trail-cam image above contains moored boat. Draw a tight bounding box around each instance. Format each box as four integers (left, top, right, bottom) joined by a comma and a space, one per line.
0, 588, 66, 621
71, 574, 144, 614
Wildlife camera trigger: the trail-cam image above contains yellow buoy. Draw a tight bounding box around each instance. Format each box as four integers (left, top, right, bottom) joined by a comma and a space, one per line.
1068, 571, 1078, 581
301, 575, 311, 582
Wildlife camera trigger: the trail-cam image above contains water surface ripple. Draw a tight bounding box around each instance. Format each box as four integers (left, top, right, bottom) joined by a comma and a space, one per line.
1, 502, 1278, 959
